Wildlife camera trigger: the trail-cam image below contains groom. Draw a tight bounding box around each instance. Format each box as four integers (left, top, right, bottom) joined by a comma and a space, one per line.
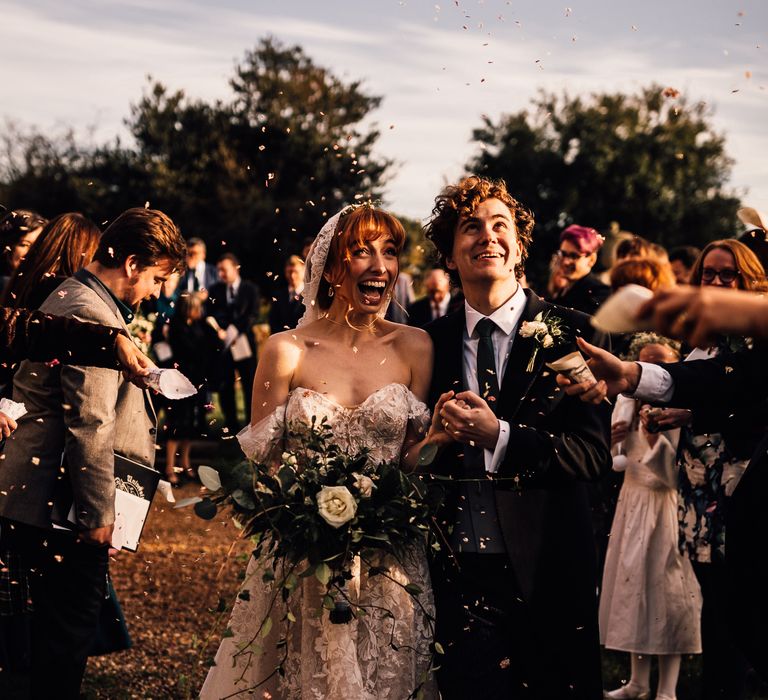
423, 176, 612, 699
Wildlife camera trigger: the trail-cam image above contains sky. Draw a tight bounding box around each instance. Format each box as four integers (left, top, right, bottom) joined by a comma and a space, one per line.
1, 0, 767, 221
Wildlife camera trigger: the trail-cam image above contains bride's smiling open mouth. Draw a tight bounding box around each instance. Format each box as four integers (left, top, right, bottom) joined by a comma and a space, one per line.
357, 278, 388, 306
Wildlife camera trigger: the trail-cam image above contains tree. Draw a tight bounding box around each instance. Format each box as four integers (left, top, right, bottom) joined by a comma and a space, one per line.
125, 36, 391, 281
0, 37, 391, 288
468, 86, 741, 284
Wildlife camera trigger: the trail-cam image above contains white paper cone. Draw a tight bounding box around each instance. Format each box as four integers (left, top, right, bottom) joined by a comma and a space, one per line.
546, 351, 596, 384
591, 284, 655, 334
144, 368, 197, 400
0, 398, 27, 421
738, 207, 768, 230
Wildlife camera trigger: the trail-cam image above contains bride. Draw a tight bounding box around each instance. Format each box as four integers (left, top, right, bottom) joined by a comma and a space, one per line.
200, 205, 448, 699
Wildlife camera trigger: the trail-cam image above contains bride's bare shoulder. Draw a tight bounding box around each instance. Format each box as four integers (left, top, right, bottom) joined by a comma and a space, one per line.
259, 330, 304, 367
381, 321, 432, 353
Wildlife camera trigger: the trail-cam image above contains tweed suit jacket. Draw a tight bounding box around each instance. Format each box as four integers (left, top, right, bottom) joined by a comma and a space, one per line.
0, 273, 157, 530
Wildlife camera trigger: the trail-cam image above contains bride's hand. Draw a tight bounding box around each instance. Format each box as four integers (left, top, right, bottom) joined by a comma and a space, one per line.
426, 391, 457, 447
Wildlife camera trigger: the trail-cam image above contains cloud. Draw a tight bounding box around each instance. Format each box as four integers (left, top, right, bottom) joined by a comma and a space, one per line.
1, 0, 767, 218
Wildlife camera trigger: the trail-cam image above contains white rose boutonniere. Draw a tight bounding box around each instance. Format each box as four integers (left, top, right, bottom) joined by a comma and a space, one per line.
317, 486, 358, 528
518, 311, 567, 372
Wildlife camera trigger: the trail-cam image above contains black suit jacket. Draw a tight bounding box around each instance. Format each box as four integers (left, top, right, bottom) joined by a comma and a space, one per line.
661, 349, 768, 679
268, 287, 304, 334
550, 273, 610, 315
207, 279, 261, 352
407, 293, 463, 329
426, 289, 612, 693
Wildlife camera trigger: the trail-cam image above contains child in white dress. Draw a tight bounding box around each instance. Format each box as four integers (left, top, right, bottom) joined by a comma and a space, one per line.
600, 338, 702, 700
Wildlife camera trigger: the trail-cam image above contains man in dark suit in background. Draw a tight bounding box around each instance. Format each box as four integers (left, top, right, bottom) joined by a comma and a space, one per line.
181, 237, 218, 297
208, 253, 260, 431
406, 268, 462, 328
269, 255, 305, 333
423, 176, 611, 700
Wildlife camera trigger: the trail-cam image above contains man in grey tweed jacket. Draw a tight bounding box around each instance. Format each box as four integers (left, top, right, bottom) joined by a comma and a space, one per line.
0, 208, 185, 698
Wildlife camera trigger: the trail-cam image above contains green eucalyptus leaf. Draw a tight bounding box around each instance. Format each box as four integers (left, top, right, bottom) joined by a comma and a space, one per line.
315, 562, 331, 586
261, 616, 273, 638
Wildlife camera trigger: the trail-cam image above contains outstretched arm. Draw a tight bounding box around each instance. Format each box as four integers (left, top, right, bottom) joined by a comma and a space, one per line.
0, 306, 154, 376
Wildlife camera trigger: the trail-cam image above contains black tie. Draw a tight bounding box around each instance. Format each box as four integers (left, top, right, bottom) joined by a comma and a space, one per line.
228, 285, 235, 304
475, 317, 499, 412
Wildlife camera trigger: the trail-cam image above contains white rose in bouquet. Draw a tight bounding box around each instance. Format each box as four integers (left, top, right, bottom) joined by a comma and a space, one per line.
352, 473, 374, 498
317, 486, 358, 528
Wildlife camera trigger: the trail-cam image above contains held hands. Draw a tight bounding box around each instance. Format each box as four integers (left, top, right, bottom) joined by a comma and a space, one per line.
424, 391, 458, 448
439, 390, 500, 450
556, 337, 641, 405
0, 411, 17, 439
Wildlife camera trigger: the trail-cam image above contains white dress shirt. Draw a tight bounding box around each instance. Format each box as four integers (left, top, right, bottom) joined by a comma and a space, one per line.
462, 284, 527, 473
187, 260, 208, 291
633, 346, 716, 403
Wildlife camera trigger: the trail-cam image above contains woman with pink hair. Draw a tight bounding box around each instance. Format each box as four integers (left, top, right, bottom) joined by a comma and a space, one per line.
547, 224, 610, 314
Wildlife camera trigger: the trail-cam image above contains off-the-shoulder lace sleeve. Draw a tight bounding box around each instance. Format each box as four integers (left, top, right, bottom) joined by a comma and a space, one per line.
406, 392, 431, 436
236, 405, 287, 461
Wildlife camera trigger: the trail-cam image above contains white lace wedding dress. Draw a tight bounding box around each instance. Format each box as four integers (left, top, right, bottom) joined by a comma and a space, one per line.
200, 382, 438, 699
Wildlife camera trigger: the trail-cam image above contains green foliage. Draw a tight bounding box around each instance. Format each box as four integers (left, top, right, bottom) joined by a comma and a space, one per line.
0, 37, 390, 287
468, 85, 741, 284
206, 418, 444, 575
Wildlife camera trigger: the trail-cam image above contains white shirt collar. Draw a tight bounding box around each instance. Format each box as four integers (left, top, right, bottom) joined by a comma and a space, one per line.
229, 277, 241, 294
464, 284, 526, 338
435, 294, 451, 316
195, 260, 206, 277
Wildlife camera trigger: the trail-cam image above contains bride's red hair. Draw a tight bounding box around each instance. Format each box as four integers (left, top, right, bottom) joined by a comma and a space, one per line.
318, 206, 406, 310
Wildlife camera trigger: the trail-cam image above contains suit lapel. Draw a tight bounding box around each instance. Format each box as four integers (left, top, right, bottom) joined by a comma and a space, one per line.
73, 270, 157, 424
428, 309, 465, 410
498, 289, 549, 422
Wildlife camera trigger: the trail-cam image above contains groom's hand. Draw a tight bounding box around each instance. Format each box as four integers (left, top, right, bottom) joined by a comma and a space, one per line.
440, 391, 499, 450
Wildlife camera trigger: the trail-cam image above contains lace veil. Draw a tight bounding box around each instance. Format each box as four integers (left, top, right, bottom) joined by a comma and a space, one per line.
297, 206, 393, 327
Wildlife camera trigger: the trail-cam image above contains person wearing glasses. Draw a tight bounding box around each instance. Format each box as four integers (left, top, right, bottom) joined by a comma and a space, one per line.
604, 239, 767, 700
690, 239, 767, 292
547, 224, 611, 315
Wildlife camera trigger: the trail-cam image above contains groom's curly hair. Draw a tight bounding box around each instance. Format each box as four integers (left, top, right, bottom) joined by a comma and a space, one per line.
424, 176, 534, 287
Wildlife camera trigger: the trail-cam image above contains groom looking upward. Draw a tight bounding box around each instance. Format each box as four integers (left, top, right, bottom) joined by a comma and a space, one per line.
424, 176, 612, 699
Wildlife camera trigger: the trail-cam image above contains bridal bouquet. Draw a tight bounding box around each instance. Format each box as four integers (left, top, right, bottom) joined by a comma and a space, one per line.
195, 417, 444, 623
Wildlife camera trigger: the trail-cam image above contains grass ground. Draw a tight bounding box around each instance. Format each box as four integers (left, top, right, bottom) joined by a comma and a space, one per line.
80, 384, 768, 698
80, 467, 768, 699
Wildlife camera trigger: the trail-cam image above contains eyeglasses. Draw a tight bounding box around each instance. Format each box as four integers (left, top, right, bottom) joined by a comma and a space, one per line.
701, 267, 740, 285
555, 249, 589, 262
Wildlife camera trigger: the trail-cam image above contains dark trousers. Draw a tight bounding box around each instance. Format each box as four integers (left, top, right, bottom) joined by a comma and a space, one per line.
218, 355, 256, 431
693, 561, 750, 700
0, 520, 109, 699
433, 553, 602, 700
